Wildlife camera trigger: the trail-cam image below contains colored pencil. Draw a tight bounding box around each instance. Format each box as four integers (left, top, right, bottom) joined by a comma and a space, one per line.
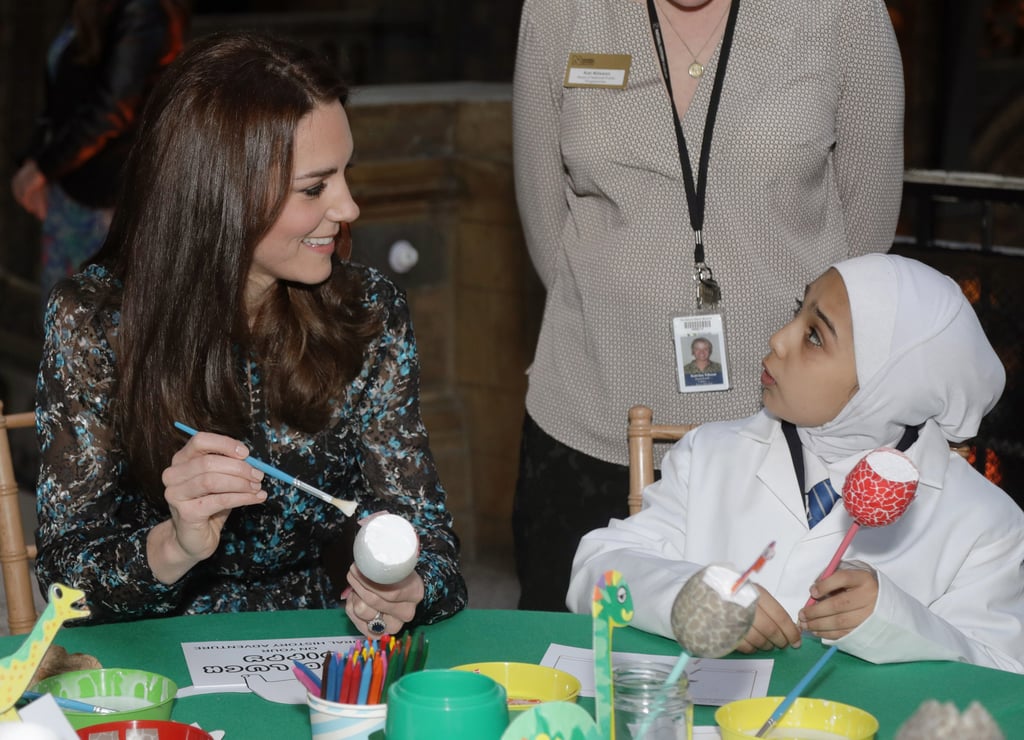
345, 654, 361, 704
381, 643, 403, 697
368, 652, 386, 704
319, 652, 331, 700
331, 653, 344, 703
337, 653, 353, 703
357, 655, 374, 704
402, 639, 416, 678
292, 661, 322, 695
408, 632, 428, 672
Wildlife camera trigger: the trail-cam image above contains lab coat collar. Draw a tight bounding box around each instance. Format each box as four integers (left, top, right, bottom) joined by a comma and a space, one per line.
741, 413, 814, 529
741, 412, 860, 538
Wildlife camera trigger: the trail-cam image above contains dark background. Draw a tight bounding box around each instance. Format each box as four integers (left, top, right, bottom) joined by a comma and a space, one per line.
2, 1, 1022, 278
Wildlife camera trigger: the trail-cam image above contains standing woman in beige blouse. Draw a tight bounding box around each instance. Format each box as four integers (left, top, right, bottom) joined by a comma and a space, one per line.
512, 0, 904, 611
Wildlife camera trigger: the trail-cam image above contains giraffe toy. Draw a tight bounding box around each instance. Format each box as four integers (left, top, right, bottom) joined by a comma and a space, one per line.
499, 572, 634, 740
592, 570, 633, 740
0, 583, 90, 722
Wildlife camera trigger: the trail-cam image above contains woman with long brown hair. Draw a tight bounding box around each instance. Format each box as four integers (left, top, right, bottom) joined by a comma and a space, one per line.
34, 31, 467, 635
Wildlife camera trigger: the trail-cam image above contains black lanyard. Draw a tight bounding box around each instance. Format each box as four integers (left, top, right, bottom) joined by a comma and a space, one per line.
782, 421, 920, 497
646, 0, 740, 306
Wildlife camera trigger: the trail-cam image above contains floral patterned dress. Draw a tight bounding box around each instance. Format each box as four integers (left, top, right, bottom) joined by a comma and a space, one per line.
34, 263, 467, 625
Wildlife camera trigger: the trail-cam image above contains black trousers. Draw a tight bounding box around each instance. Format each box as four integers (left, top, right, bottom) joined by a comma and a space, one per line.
511, 413, 630, 611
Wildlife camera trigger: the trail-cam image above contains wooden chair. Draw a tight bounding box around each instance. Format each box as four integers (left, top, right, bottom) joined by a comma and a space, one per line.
0, 401, 38, 634
627, 404, 697, 516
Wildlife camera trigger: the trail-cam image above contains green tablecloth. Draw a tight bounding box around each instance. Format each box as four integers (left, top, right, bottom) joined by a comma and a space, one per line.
4, 608, 1022, 738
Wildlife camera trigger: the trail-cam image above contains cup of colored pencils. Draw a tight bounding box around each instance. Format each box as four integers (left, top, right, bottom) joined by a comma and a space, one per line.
301, 632, 429, 740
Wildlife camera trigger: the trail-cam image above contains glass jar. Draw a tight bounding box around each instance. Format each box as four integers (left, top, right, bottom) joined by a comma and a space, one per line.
613, 663, 693, 740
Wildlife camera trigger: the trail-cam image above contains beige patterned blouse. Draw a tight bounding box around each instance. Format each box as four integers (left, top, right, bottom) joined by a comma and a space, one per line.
513, 0, 904, 465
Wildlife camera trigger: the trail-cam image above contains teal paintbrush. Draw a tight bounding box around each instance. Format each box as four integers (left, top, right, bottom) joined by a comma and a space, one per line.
20, 690, 115, 714
756, 645, 839, 737
174, 421, 358, 516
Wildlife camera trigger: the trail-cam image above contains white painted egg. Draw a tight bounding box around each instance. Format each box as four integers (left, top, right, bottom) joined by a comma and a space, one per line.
352, 513, 420, 584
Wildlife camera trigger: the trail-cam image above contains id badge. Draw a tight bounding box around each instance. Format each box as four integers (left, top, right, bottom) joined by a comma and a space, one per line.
672, 313, 730, 393
563, 53, 632, 89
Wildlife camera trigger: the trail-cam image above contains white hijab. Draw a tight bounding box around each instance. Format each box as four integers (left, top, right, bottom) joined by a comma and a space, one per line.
798, 254, 1005, 473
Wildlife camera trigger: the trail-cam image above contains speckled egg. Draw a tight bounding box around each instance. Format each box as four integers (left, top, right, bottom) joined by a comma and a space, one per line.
670, 565, 758, 658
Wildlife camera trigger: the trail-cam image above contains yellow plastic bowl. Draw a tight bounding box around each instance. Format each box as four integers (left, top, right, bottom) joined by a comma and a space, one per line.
451, 661, 581, 711
715, 696, 878, 740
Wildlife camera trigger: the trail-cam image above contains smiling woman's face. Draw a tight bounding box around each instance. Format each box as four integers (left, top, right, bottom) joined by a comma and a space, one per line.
662, 0, 723, 9
760, 268, 859, 427
245, 100, 359, 309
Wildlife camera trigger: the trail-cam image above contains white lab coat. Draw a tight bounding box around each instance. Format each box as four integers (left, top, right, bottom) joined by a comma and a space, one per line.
567, 412, 1024, 673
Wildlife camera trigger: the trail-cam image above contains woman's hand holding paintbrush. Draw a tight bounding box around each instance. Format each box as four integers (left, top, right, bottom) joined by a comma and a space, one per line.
147, 426, 273, 584
174, 422, 358, 515
150, 423, 357, 584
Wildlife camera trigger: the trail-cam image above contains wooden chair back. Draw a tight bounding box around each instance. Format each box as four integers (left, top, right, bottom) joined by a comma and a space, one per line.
0, 401, 38, 634
627, 404, 696, 515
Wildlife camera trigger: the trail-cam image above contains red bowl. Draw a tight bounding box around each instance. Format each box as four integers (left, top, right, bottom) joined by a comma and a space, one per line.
77, 719, 213, 740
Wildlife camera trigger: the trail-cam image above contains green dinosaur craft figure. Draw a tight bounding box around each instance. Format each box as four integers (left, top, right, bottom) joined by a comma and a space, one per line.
500, 571, 634, 740
592, 570, 633, 740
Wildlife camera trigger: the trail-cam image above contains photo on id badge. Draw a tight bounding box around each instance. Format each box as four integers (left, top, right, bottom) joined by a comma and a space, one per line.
673, 314, 729, 393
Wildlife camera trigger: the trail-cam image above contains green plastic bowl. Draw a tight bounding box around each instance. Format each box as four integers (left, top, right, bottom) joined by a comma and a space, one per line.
31, 667, 177, 730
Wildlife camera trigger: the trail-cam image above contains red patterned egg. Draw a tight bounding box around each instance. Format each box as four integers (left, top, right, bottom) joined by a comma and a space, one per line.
843, 448, 919, 527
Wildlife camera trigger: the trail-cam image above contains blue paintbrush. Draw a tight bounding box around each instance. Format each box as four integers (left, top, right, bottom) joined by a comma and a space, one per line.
20, 690, 116, 714
174, 421, 358, 516
755, 644, 839, 737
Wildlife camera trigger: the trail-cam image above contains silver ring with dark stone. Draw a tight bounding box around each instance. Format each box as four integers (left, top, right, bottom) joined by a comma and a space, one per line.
368, 611, 387, 635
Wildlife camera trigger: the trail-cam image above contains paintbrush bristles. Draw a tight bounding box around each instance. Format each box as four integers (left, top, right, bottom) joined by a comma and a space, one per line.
292, 478, 358, 517
332, 498, 358, 517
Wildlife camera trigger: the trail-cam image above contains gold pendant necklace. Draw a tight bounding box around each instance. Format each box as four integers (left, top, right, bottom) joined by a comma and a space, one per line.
656, 0, 731, 79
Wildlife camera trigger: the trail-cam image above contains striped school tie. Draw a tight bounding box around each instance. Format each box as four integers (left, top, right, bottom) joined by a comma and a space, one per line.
807, 478, 841, 528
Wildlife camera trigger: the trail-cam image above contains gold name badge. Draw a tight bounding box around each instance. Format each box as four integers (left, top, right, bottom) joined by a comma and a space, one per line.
563, 53, 632, 89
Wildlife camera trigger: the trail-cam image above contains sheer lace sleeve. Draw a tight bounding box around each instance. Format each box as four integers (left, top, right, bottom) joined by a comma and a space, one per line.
34, 269, 184, 623
354, 280, 468, 623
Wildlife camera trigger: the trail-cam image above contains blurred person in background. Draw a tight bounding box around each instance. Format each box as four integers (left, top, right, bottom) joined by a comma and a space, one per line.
11, 0, 191, 308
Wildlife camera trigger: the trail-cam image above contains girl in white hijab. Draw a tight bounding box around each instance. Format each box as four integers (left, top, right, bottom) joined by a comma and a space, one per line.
568, 254, 1024, 673
801, 253, 1004, 476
